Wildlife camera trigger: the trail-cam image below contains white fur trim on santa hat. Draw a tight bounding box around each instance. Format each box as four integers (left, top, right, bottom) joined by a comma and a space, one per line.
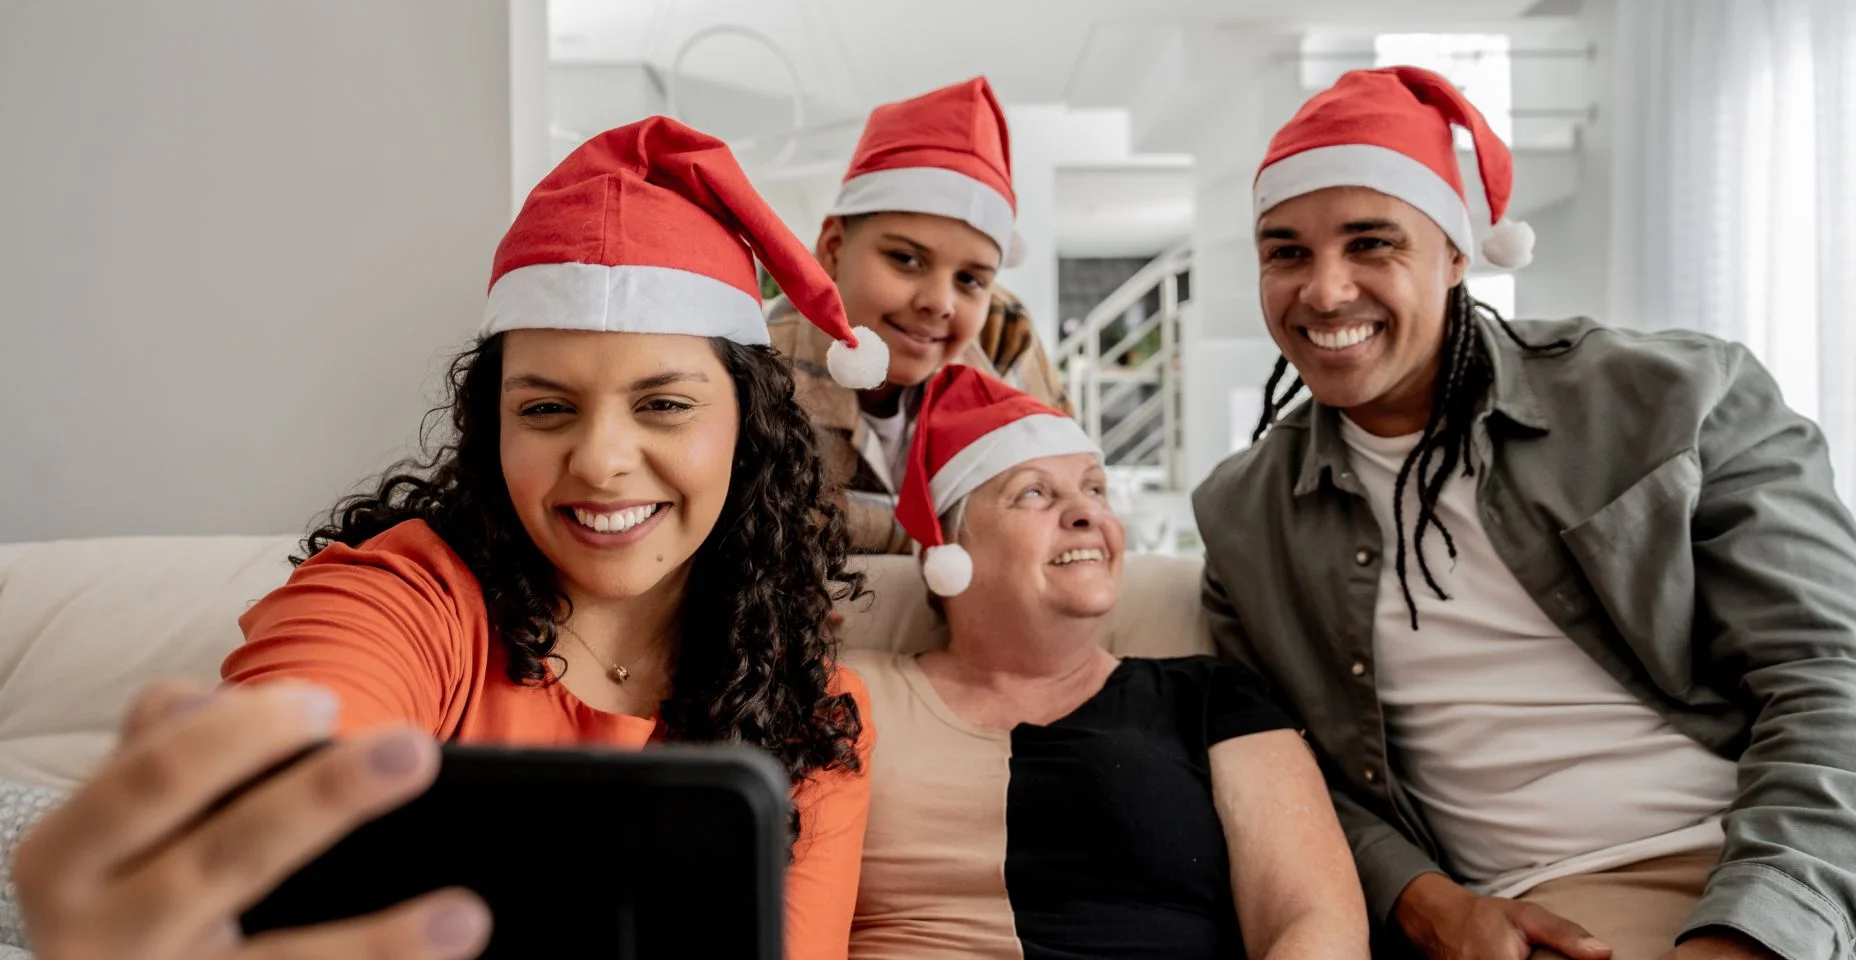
922, 543, 974, 596
1255, 144, 1477, 263
828, 167, 1017, 265
1480, 218, 1534, 270
482, 263, 770, 344
928, 414, 1099, 515
826, 325, 891, 389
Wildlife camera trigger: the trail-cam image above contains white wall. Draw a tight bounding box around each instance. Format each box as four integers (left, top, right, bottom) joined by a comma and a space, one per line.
1512, 3, 1615, 323
999, 106, 1151, 349
509, 0, 554, 213
1138, 27, 1307, 488
1053, 165, 1194, 259
0, 0, 517, 542
546, 64, 851, 251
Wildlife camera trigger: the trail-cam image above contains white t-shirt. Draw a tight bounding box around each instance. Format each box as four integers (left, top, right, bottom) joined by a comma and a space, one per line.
1341, 415, 1737, 897
862, 403, 913, 494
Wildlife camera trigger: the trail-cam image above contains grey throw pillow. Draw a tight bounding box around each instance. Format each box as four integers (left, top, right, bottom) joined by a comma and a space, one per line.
0, 778, 69, 952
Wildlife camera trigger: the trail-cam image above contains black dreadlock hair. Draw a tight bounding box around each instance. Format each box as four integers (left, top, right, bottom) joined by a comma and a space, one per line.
1252, 285, 1569, 629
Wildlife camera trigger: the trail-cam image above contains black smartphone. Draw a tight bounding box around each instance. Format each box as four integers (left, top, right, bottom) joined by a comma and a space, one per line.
239, 742, 789, 959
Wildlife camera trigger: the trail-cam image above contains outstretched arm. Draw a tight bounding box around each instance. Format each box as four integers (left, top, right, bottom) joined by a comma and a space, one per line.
1213, 729, 1370, 960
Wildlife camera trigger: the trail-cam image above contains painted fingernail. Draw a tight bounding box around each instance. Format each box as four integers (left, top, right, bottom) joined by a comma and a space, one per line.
279, 685, 341, 731
368, 731, 423, 779
159, 690, 215, 723
425, 897, 490, 950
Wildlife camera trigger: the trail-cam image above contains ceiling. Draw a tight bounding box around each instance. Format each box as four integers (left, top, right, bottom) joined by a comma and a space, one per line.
548, 0, 1547, 117
545, 0, 1571, 265
1056, 166, 1195, 258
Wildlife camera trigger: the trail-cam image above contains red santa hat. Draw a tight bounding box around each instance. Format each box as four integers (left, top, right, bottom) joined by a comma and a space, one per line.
1254, 65, 1534, 270
483, 115, 889, 389
827, 77, 1026, 268
895, 365, 1099, 596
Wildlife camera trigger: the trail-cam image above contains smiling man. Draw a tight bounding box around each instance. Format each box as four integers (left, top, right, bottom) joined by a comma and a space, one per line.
1193, 66, 1856, 960
767, 77, 1071, 554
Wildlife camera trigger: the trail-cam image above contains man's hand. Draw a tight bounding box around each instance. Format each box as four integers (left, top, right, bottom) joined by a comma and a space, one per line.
1655, 932, 1779, 960
1395, 872, 1611, 960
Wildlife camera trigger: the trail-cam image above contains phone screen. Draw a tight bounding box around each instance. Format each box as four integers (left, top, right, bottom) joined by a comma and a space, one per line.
240, 743, 787, 959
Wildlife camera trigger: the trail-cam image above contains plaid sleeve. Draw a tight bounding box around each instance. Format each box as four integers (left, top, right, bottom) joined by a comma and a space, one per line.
986, 288, 1073, 417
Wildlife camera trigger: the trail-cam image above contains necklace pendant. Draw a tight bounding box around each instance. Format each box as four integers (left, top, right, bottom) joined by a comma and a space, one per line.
612, 664, 630, 683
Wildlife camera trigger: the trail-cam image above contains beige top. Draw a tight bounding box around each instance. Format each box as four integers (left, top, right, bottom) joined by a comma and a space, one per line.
1340, 417, 1734, 897
845, 649, 1023, 960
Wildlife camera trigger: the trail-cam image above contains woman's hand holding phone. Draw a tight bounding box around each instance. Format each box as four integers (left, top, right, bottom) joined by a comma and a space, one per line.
13, 679, 491, 960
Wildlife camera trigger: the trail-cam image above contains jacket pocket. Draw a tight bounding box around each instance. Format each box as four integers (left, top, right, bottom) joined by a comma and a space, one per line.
1560, 448, 1702, 696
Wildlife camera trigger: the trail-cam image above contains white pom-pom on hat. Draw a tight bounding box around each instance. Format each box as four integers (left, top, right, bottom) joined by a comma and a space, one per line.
826, 325, 891, 389
1481, 218, 1535, 270
1251, 69, 1542, 276
922, 543, 974, 596
1003, 231, 1027, 269
897, 366, 1099, 600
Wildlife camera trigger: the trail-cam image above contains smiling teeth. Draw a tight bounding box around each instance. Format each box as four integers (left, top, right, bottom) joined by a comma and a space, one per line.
1308, 324, 1380, 350
1052, 548, 1106, 566
572, 504, 660, 534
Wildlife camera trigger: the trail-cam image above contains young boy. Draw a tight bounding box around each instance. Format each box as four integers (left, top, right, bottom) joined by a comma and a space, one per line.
767, 77, 1070, 553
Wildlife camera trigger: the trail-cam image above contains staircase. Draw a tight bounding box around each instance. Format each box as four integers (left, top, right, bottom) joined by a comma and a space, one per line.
1055, 241, 1192, 492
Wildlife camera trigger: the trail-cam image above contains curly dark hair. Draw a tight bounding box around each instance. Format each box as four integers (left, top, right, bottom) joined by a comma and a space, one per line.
299, 333, 866, 838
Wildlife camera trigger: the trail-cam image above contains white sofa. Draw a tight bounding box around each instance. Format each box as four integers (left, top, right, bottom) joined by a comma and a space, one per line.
0, 533, 1210, 955
0, 535, 1212, 790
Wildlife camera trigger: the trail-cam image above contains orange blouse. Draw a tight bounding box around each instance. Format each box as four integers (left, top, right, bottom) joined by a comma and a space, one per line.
222, 520, 873, 960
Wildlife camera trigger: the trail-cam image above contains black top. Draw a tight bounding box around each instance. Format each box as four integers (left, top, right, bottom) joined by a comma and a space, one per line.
1003, 655, 1295, 960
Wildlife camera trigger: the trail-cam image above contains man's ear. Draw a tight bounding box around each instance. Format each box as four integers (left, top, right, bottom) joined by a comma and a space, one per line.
1448, 245, 1470, 289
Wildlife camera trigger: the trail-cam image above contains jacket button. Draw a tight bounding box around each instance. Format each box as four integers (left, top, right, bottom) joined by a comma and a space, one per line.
1363, 767, 1379, 784
1355, 548, 1376, 566
1350, 660, 1368, 677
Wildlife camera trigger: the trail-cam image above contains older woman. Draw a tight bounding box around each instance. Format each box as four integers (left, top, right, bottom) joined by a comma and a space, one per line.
844, 365, 1368, 960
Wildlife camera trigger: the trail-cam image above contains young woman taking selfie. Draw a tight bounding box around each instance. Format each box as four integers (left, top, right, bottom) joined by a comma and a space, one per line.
14, 116, 892, 960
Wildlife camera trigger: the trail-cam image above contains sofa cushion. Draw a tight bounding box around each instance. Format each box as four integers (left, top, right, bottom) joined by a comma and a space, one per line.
0, 535, 300, 788
0, 537, 1209, 789
835, 554, 1212, 660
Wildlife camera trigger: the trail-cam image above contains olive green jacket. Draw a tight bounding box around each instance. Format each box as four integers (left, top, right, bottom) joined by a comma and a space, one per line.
1194, 316, 1856, 960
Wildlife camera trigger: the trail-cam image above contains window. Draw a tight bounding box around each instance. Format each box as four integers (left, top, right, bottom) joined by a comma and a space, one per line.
1374, 34, 1513, 149
1467, 273, 1516, 318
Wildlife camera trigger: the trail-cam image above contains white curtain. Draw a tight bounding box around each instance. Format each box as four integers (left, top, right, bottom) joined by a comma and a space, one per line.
1610, 0, 1856, 504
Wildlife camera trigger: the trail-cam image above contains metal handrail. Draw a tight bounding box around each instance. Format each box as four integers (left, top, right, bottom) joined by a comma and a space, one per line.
1098, 352, 1167, 412
1121, 430, 1166, 467
1098, 313, 1165, 368
1102, 391, 1166, 454
1056, 240, 1192, 361
1057, 240, 1192, 488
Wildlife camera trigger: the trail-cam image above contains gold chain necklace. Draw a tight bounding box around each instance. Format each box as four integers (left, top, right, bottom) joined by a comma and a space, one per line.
560, 622, 669, 685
